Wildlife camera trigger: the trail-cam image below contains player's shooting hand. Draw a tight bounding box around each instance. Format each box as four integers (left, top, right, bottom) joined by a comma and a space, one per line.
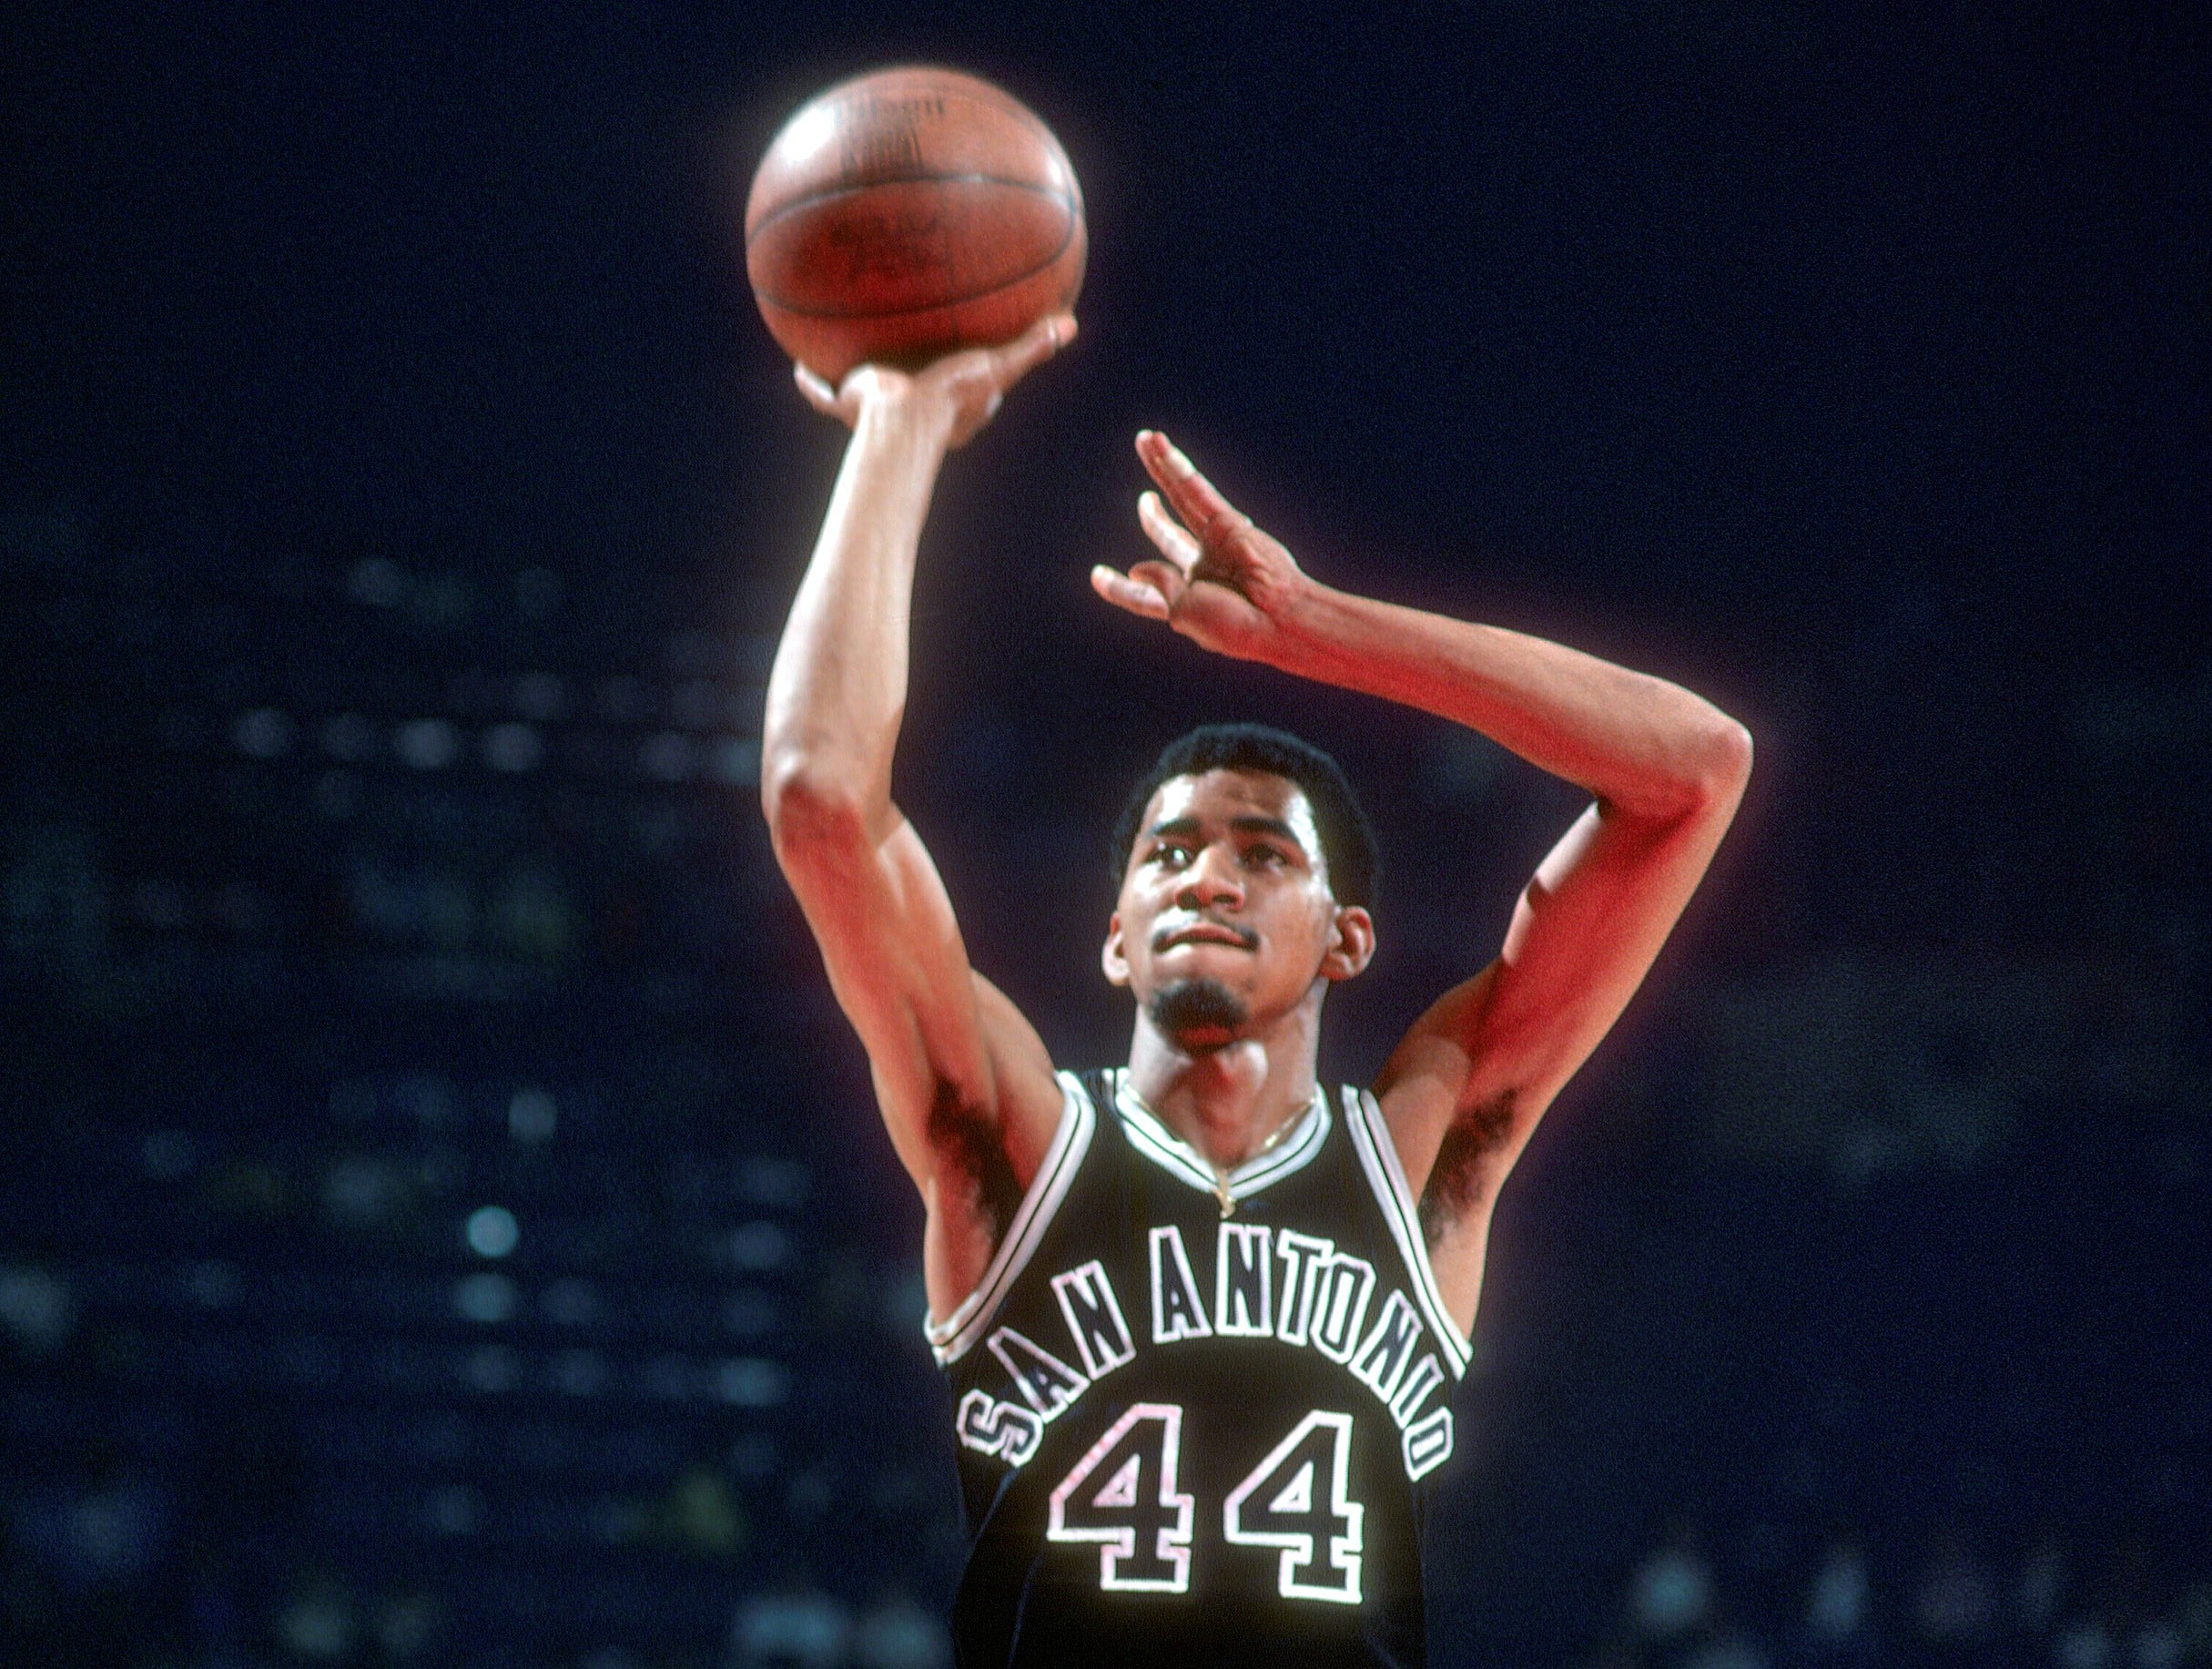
793, 313, 1076, 451
1091, 432, 1310, 663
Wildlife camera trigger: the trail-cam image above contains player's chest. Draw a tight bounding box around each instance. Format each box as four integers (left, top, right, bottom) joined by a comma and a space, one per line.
952, 1196, 1458, 1487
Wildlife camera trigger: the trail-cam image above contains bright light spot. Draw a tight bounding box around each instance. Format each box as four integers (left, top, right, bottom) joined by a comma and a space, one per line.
714, 1357, 788, 1408
395, 719, 460, 771
453, 1272, 516, 1323
234, 707, 294, 758
0, 1267, 77, 1358
465, 1206, 519, 1258
481, 723, 543, 773
1631, 1547, 1711, 1638
779, 101, 837, 167
507, 1088, 557, 1144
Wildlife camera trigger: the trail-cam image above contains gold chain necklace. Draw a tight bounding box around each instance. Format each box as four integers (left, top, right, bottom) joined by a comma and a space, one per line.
1209, 1105, 1304, 1219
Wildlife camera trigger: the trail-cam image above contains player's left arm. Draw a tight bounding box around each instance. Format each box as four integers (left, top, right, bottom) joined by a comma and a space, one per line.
1093, 430, 1751, 1330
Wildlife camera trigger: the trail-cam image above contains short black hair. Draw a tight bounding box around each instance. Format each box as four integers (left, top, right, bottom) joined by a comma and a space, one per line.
1110, 724, 1380, 909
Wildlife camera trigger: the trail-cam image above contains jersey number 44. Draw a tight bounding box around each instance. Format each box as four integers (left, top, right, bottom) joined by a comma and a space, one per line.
1044, 1403, 1365, 1603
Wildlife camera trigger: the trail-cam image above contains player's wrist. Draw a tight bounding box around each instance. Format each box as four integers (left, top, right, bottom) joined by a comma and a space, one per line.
1256, 569, 1344, 675
854, 382, 958, 457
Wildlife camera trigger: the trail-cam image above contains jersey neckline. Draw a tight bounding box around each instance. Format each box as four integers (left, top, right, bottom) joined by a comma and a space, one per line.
1109, 1068, 1332, 1208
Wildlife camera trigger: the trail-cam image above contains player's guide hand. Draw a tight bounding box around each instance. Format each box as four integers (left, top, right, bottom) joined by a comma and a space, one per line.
1092, 431, 1307, 665
792, 311, 1077, 451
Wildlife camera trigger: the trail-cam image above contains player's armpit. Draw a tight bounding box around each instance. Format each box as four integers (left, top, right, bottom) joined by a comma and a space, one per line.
1375, 766, 1747, 1326
894, 972, 1064, 1328
766, 786, 1064, 1308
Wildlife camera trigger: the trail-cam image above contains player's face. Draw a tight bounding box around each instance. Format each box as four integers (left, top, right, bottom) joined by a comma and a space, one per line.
1103, 769, 1373, 1042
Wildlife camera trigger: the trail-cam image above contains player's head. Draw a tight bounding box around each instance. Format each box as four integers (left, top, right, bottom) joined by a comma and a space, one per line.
1103, 725, 1379, 1049
1110, 725, 1379, 908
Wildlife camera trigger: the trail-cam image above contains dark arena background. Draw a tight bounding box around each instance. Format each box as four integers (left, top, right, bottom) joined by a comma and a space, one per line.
3, 5, 2205, 1667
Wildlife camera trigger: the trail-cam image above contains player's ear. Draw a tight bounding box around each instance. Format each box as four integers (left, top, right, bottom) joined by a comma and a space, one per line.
1320, 905, 1375, 982
1101, 912, 1131, 987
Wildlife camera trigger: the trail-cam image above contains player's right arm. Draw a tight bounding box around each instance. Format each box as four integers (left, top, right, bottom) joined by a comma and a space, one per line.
759, 317, 1075, 1320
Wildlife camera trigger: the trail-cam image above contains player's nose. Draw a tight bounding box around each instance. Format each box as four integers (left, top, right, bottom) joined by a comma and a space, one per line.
1175, 844, 1243, 908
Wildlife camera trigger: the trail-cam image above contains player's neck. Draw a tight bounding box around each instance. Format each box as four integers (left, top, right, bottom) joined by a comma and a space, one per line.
1124, 1002, 1321, 1171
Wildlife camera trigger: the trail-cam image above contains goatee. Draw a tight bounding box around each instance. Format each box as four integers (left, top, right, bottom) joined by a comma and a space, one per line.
1148, 979, 1250, 1048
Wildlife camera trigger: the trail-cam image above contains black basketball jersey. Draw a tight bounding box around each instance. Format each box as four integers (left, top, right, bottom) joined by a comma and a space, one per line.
929, 1069, 1472, 1668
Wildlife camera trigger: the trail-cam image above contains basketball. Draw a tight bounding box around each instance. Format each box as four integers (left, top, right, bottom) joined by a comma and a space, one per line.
744, 66, 1086, 384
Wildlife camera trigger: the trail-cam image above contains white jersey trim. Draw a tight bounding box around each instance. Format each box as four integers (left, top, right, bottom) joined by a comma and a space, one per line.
925, 1073, 1095, 1367
1340, 1086, 1473, 1378
1111, 1070, 1330, 1208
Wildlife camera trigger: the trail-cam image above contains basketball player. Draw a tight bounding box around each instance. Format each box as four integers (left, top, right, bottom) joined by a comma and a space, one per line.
761, 312, 1750, 1666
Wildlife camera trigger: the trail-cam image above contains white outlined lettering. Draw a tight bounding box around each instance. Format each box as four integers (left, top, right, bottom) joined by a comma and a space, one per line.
1349, 1289, 1424, 1404
1402, 1407, 1455, 1480
1149, 1226, 1213, 1343
1223, 1409, 1364, 1603
1050, 1260, 1136, 1379
1046, 1402, 1195, 1592
1308, 1253, 1376, 1364
1214, 1222, 1273, 1338
1273, 1230, 1334, 1346
986, 1326, 1089, 1420
955, 1388, 1044, 1466
1389, 1352, 1446, 1430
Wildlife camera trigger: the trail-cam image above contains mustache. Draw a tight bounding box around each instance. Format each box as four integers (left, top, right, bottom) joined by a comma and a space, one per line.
1152, 919, 1259, 952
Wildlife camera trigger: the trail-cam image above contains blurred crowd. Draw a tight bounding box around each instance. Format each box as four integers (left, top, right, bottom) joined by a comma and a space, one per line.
4, 517, 2206, 1668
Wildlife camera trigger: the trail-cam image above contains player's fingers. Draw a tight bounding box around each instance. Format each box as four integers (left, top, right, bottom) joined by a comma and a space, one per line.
794, 362, 843, 417
1138, 491, 1201, 572
1090, 564, 1172, 621
991, 312, 1077, 389
1134, 430, 1246, 544
1128, 558, 1186, 604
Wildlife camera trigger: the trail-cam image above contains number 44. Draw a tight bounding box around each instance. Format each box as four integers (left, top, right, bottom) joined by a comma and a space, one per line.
1046, 1405, 1364, 1603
